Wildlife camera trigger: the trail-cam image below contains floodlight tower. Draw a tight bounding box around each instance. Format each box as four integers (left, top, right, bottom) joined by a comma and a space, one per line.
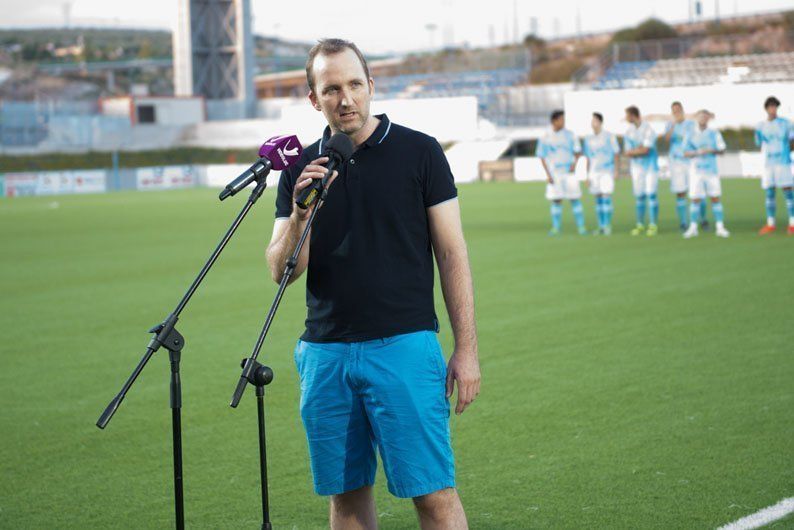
173, 0, 255, 119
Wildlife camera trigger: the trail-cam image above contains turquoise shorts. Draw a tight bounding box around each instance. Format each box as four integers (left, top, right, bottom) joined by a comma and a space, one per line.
293, 330, 455, 498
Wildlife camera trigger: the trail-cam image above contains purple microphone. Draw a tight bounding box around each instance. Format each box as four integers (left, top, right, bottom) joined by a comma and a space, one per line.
219, 135, 303, 200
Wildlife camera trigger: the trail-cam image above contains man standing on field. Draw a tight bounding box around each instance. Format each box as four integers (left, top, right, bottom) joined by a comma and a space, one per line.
755, 96, 794, 235
583, 112, 620, 235
682, 110, 730, 239
537, 109, 586, 236
664, 101, 704, 231
267, 38, 480, 529
624, 105, 660, 236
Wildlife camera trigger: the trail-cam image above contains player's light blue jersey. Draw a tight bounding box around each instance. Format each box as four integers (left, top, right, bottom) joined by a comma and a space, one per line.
624, 121, 659, 171
536, 128, 581, 175
755, 117, 793, 167
583, 131, 620, 173
684, 127, 726, 175
666, 119, 697, 161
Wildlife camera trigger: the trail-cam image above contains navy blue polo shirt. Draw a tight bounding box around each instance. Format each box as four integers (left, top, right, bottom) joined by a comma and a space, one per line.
275, 114, 458, 343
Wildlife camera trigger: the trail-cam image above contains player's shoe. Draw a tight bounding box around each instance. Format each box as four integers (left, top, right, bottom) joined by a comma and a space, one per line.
758, 225, 776, 235
603, 226, 612, 236
646, 224, 658, 237
683, 224, 698, 238
786, 225, 794, 235
548, 227, 561, 236
578, 226, 589, 236
679, 223, 688, 233
715, 226, 730, 238
630, 224, 645, 236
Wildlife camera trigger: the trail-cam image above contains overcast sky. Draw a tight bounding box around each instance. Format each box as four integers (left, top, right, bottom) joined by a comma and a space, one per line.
2, 0, 794, 54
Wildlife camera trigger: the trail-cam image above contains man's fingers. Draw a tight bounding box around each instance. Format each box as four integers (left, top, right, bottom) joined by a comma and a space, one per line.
445, 370, 454, 398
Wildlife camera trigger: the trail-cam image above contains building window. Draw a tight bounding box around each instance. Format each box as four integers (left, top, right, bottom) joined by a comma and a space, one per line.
137, 105, 156, 124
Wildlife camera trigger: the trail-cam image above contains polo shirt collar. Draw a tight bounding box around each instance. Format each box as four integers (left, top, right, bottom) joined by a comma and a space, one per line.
319, 114, 392, 154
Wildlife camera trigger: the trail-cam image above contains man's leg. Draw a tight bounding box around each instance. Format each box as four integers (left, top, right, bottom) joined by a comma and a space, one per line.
712, 196, 729, 237
603, 194, 614, 234
570, 197, 587, 235
675, 192, 688, 230
783, 186, 794, 234
330, 485, 377, 530
684, 199, 700, 238
413, 488, 468, 530
550, 200, 563, 235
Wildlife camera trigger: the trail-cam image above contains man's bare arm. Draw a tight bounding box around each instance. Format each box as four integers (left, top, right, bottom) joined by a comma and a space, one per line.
428, 198, 480, 415
266, 157, 337, 285
266, 215, 310, 284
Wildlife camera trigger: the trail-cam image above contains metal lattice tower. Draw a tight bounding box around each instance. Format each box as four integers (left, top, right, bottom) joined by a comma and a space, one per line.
173, 0, 255, 117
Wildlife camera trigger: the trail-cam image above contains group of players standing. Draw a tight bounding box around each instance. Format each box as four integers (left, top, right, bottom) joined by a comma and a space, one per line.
536, 96, 794, 237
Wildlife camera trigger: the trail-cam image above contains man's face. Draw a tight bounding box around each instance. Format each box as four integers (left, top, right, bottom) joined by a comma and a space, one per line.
591, 116, 601, 132
552, 116, 565, 131
697, 112, 710, 128
625, 111, 638, 125
766, 104, 778, 119
309, 49, 374, 136
672, 104, 684, 121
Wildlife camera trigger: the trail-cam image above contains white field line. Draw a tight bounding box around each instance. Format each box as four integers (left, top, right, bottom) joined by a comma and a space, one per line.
718, 497, 794, 530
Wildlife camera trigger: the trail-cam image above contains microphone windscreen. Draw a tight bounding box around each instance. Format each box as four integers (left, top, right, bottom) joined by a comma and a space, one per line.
324, 133, 354, 164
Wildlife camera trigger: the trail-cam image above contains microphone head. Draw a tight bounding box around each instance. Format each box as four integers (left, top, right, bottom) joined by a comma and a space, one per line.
323, 133, 354, 164
259, 135, 303, 170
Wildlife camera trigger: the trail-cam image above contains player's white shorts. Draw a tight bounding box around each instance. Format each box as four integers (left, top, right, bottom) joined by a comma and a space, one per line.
689, 170, 722, 199
589, 172, 614, 195
545, 173, 582, 201
761, 165, 794, 189
630, 165, 658, 196
669, 159, 690, 194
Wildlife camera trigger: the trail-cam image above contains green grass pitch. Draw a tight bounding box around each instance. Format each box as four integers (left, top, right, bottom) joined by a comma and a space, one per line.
0, 179, 792, 528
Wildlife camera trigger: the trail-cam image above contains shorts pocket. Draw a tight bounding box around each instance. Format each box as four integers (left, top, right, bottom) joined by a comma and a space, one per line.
424, 332, 447, 379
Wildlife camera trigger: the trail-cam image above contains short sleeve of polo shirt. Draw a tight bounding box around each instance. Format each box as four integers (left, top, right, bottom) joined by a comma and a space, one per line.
275, 167, 296, 219
422, 139, 458, 207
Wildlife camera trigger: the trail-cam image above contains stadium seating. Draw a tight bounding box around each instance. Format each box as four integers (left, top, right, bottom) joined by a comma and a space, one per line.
593, 52, 794, 89
375, 68, 527, 120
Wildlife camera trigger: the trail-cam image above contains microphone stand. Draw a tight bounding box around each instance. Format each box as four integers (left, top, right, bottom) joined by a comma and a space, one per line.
96, 175, 270, 530
229, 176, 332, 530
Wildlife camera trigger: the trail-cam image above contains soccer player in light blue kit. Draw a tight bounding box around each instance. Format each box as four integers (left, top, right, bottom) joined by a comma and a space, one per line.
755, 96, 794, 235
624, 105, 660, 236
682, 110, 730, 238
537, 109, 586, 235
664, 101, 703, 231
583, 112, 620, 235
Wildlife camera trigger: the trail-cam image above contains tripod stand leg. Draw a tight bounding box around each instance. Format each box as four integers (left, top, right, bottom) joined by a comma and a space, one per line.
170, 350, 185, 530
256, 385, 271, 530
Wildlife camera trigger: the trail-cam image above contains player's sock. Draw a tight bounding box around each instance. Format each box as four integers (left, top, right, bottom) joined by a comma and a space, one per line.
551, 202, 562, 231
675, 196, 687, 226
784, 189, 794, 226
604, 196, 614, 227
712, 201, 724, 226
765, 188, 776, 226
700, 200, 708, 222
635, 194, 647, 225
648, 193, 659, 226
595, 197, 604, 228
571, 199, 585, 229
689, 201, 700, 226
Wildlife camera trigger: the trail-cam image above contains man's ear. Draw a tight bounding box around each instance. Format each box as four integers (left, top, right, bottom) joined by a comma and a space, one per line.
368, 77, 375, 97
308, 91, 321, 111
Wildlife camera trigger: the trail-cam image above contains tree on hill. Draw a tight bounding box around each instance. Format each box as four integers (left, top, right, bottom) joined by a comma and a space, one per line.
612, 18, 678, 43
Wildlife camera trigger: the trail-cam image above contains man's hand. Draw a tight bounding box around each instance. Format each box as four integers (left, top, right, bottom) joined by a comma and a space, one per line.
546, 174, 554, 184
292, 156, 338, 220
446, 350, 481, 415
